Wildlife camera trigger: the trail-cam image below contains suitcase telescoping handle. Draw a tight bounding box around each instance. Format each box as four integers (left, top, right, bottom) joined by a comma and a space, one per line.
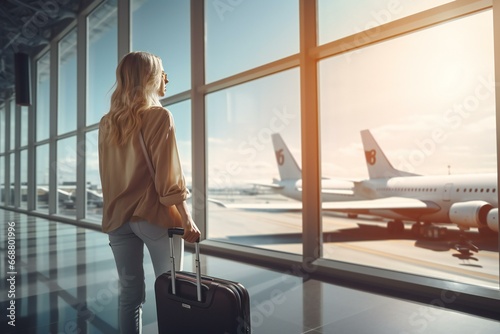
168, 228, 202, 302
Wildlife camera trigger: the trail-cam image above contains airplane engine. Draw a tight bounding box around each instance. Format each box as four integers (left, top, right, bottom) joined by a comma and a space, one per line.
449, 201, 493, 230
486, 208, 499, 232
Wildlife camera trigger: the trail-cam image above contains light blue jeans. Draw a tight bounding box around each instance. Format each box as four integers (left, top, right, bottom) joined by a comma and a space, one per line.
108, 221, 184, 334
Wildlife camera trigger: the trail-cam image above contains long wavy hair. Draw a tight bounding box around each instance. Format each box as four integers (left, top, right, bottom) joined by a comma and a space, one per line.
102, 51, 163, 145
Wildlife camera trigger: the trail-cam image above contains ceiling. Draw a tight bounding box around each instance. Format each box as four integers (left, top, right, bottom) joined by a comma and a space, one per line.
0, 0, 86, 107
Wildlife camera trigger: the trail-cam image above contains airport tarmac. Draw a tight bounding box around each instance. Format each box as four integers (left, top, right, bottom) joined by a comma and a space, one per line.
62, 192, 499, 290
207, 194, 499, 290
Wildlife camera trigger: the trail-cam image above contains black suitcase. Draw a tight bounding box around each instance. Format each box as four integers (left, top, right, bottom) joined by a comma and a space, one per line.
155, 228, 251, 334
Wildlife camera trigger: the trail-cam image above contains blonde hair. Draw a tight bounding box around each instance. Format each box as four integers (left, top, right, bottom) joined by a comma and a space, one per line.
102, 51, 163, 145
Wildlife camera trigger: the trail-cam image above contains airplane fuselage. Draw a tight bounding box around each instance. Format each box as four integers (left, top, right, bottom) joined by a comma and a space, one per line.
360, 173, 498, 225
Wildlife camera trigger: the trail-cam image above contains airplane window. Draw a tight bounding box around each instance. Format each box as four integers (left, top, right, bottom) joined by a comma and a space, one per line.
480, 189, 484, 192
486, 189, 490, 192
475, 188, 478, 192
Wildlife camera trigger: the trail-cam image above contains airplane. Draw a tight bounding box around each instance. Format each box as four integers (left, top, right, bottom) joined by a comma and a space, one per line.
327, 129, 499, 238
212, 131, 499, 239
209, 133, 364, 211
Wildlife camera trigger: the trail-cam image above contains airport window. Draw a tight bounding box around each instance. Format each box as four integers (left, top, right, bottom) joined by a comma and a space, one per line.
20, 107, 28, 147
319, 9, 497, 289
9, 153, 14, 206
0, 156, 4, 205
58, 29, 77, 135
87, 0, 118, 126
166, 100, 192, 212
20, 149, 27, 209
36, 52, 50, 142
10, 99, 15, 150
131, 0, 191, 96
86, 130, 101, 220
317, 0, 455, 46
206, 69, 301, 252
0, 105, 4, 152
36, 144, 50, 213
204, 0, 299, 83
57, 137, 77, 217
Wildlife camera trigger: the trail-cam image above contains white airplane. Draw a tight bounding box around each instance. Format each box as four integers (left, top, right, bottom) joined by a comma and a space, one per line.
213, 131, 499, 238
324, 129, 499, 237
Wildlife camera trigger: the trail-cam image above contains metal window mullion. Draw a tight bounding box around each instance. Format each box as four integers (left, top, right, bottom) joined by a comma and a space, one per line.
190, 0, 206, 239
300, 0, 321, 261
117, 0, 130, 61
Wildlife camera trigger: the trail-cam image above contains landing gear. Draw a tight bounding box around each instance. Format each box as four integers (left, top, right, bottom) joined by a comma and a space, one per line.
387, 220, 404, 234
453, 232, 479, 260
411, 222, 447, 239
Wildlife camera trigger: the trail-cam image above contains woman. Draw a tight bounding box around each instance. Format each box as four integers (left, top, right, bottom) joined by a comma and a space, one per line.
98, 51, 200, 333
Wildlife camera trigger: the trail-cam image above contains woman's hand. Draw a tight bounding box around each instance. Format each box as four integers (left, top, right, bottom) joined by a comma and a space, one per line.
182, 217, 201, 243
175, 201, 201, 243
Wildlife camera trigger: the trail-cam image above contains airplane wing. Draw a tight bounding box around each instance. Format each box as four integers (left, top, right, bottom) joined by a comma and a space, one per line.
208, 198, 302, 211
321, 197, 441, 214
299, 187, 355, 196
209, 196, 440, 214
250, 182, 284, 190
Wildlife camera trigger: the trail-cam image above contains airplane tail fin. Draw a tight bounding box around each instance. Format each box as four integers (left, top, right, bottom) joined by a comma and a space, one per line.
361, 129, 418, 179
271, 133, 302, 180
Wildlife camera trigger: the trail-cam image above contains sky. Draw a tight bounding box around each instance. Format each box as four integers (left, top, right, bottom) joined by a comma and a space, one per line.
203, 3, 496, 187
35, 0, 496, 188
319, 9, 496, 179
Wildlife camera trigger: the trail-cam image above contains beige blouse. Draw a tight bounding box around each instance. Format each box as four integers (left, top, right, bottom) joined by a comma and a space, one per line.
98, 106, 188, 233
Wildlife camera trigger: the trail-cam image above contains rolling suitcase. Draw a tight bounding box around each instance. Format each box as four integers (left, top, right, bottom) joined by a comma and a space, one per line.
155, 228, 251, 334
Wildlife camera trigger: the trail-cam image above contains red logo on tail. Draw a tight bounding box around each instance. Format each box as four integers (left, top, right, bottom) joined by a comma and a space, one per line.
365, 149, 376, 165
275, 149, 284, 166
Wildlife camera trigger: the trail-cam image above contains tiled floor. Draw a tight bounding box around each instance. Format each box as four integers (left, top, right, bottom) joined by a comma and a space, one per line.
0, 209, 499, 333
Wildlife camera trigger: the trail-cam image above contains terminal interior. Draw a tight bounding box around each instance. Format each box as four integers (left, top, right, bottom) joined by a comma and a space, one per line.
0, 0, 499, 333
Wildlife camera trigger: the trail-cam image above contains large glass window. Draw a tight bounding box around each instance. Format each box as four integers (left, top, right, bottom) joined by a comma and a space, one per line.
206, 69, 301, 253
20, 107, 28, 147
0, 156, 4, 205
87, 0, 117, 126
86, 130, 101, 221
0, 104, 5, 152
20, 149, 27, 208
168, 101, 192, 183
204, 0, 299, 83
167, 100, 192, 211
317, 0, 455, 45
57, 137, 76, 217
36, 144, 50, 212
319, 10, 497, 289
10, 99, 15, 149
9, 153, 14, 206
36, 52, 50, 141
131, 0, 191, 95
58, 29, 77, 135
